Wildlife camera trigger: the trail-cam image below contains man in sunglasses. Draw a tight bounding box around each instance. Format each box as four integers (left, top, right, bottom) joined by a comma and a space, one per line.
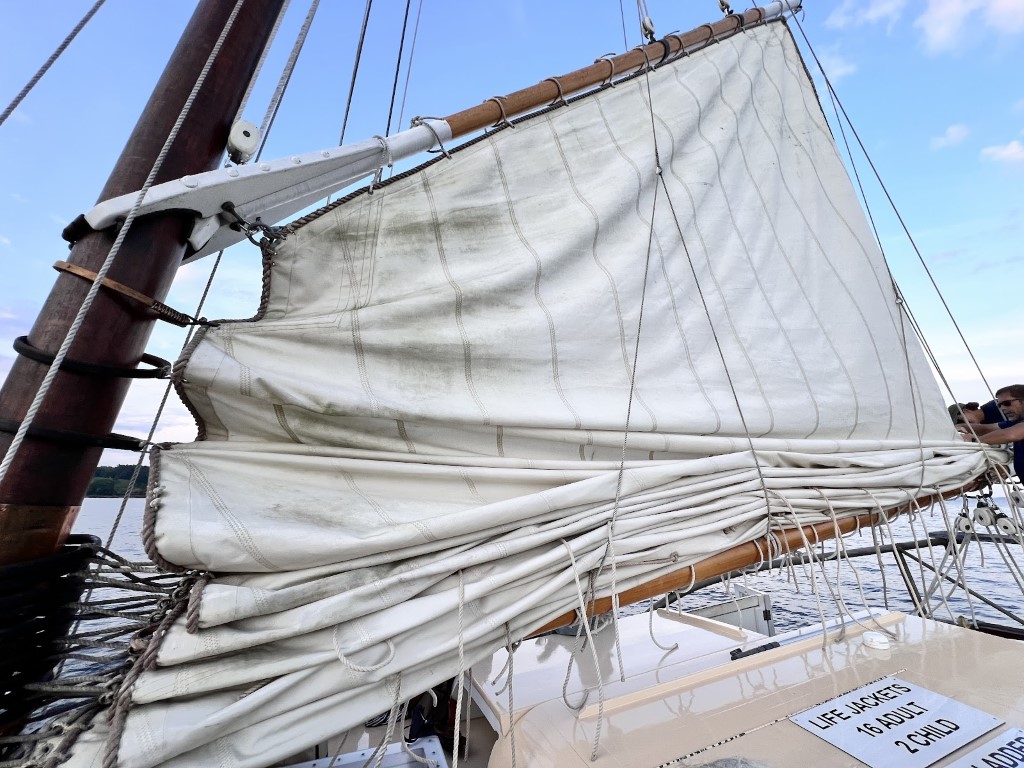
958, 384, 1024, 479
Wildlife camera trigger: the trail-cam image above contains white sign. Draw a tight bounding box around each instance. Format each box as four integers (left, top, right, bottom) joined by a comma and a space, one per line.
948, 728, 1024, 768
790, 677, 1003, 768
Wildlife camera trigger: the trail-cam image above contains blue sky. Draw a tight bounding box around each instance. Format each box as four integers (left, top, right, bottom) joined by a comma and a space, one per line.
1, 0, 1022, 460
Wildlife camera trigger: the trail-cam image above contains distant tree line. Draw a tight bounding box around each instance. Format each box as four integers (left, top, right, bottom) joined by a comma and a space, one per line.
87, 465, 149, 497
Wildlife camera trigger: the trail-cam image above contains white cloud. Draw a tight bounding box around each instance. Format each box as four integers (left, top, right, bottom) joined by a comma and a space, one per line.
48, 213, 69, 227
9, 192, 27, 203
1014, 99, 1024, 113
0, 235, 10, 247
826, 0, 907, 29
930, 123, 969, 149
816, 47, 858, 81
9, 109, 31, 125
982, 0, 1024, 33
0, 308, 17, 320
915, 0, 1024, 54
981, 139, 1024, 163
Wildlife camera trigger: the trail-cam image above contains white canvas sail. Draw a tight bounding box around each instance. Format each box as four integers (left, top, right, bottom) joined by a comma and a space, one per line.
66, 17, 990, 768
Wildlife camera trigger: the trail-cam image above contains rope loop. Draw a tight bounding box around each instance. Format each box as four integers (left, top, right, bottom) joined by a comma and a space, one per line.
332, 630, 397, 673
544, 77, 567, 107
368, 134, 394, 194
485, 95, 515, 129
594, 54, 617, 86
632, 44, 654, 73
411, 116, 452, 159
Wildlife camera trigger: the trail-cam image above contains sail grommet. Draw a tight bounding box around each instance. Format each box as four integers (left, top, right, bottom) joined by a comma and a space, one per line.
13, 335, 172, 379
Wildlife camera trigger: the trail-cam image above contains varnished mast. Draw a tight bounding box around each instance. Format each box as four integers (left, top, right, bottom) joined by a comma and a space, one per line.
0, 0, 287, 567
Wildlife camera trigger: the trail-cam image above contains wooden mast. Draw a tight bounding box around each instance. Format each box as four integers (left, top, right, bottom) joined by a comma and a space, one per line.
0, 0, 287, 566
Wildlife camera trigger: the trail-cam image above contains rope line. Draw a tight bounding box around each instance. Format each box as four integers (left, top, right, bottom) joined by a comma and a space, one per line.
0, 0, 247, 488
338, 0, 373, 146
255, 0, 321, 163
0, 0, 106, 128
790, 13, 995, 401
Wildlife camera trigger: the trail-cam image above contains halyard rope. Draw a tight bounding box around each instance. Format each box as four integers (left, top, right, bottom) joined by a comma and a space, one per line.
0, 0, 248, 487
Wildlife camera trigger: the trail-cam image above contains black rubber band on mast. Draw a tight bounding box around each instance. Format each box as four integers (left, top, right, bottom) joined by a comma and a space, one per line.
0, 417, 146, 451
13, 336, 171, 379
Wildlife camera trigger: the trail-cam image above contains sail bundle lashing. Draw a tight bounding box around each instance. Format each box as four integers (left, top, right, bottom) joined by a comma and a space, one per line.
61, 16, 994, 768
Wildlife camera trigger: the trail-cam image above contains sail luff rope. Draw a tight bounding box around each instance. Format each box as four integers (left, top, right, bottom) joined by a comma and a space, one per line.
789, 13, 996, 403
385, 0, 414, 137
231, 0, 291, 132
338, 0, 374, 147
0, 0, 106, 128
255, 0, 321, 163
0, 0, 248, 489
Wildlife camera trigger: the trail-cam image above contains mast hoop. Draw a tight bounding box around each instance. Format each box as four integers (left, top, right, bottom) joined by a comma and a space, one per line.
13, 336, 171, 380
53, 260, 195, 328
0, 418, 146, 452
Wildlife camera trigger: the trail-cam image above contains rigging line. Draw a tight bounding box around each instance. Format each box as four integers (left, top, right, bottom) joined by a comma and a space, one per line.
815, 39, 935, 499
0, 0, 247, 489
338, 0, 374, 147
789, 14, 995, 402
385, 0, 414, 137
658, 175, 775, 517
232, 0, 292, 130
617, 0, 629, 50
394, 0, 425, 146
596, 44, 663, 689
255, 0, 321, 163
0, 0, 105, 129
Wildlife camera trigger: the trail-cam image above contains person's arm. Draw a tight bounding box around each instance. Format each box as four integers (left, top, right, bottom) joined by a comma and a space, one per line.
978, 421, 1024, 445
957, 422, 1003, 438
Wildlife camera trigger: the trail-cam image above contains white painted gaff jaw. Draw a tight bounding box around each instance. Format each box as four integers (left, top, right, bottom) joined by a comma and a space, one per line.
81, 119, 453, 262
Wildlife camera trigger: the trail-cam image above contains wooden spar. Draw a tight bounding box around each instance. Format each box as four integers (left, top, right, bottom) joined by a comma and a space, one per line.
528, 480, 981, 637
443, 7, 775, 140
0, 0, 288, 567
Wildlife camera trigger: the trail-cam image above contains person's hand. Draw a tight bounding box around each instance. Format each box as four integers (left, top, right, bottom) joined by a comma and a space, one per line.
956, 426, 977, 442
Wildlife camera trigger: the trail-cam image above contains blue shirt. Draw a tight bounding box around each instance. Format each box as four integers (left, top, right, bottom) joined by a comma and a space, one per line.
997, 419, 1024, 478
982, 400, 1004, 423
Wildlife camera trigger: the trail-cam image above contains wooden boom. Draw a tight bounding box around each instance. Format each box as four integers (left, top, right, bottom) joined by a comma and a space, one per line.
530, 480, 980, 637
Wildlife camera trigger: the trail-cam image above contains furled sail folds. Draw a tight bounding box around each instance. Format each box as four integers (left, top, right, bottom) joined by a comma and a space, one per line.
68, 17, 988, 768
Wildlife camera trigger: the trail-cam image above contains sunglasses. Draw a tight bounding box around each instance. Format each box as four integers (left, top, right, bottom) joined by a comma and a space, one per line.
998, 399, 1021, 409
